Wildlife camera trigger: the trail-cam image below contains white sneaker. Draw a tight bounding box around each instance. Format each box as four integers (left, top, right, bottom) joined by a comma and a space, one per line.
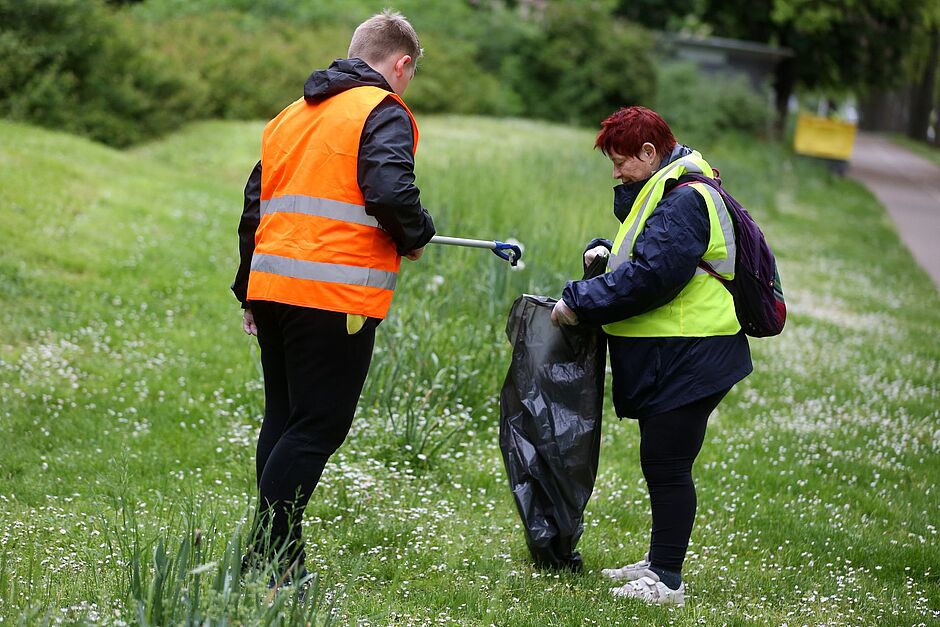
610, 574, 685, 607
601, 553, 655, 581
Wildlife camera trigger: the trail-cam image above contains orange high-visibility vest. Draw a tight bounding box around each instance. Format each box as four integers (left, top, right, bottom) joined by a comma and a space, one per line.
247, 86, 419, 319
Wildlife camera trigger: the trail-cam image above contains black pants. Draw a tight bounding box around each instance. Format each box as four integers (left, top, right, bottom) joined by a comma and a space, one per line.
638, 388, 729, 572
249, 301, 376, 569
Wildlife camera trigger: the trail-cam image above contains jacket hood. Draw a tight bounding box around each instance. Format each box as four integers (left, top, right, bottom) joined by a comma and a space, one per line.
613, 144, 694, 222
303, 58, 393, 103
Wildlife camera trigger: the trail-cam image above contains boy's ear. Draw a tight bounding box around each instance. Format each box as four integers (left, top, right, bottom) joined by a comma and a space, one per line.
396, 54, 413, 76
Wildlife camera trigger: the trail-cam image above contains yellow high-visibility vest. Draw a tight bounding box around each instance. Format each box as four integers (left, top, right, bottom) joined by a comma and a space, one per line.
603, 151, 740, 337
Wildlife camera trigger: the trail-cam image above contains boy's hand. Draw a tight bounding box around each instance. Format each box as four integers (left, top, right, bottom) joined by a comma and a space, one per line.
242, 308, 258, 336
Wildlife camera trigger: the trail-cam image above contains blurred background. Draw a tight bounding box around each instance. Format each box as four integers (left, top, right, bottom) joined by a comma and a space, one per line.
1, 0, 937, 149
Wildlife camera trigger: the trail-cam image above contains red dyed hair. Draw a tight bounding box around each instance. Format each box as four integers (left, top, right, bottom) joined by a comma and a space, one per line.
595, 106, 676, 161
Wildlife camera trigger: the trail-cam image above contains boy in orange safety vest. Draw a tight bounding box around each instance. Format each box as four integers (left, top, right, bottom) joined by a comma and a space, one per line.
231, 10, 435, 582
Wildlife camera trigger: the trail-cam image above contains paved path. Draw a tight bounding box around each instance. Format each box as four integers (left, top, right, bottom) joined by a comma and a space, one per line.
848, 132, 940, 290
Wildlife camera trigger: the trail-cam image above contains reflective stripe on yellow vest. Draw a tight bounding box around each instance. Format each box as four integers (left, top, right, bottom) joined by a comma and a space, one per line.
247, 86, 418, 319
602, 151, 740, 338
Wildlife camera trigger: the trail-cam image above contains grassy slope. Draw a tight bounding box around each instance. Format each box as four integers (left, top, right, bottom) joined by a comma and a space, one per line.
889, 134, 940, 168
0, 117, 937, 625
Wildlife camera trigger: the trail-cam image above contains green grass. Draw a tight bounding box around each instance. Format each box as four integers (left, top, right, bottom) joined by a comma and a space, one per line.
0, 116, 938, 625
889, 134, 940, 168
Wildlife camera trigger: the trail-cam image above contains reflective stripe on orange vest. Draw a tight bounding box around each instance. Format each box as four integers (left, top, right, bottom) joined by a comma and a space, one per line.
260, 195, 381, 227
247, 86, 419, 318
251, 254, 397, 290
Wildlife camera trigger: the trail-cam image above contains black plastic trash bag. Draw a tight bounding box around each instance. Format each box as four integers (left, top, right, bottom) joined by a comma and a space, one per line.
498, 294, 606, 571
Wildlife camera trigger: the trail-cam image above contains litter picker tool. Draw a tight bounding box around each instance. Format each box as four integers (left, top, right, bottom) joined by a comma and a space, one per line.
429, 235, 524, 266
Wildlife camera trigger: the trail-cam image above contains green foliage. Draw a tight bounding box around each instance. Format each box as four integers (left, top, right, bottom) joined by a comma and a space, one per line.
510, 0, 656, 126
130, 12, 350, 122
654, 62, 775, 143
0, 0, 669, 144
614, 0, 701, 31
701, 0, 927, 93
128, 0, 376, 23
131, 2, 529, 119
614, 0, 935, 134
105, 501, 336, 624
130, 0, 656, 126
0, 0, 203, 147
406, 33, 523, 116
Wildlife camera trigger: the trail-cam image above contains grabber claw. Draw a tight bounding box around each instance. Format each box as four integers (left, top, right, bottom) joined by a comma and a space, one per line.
493, 241, 523, 266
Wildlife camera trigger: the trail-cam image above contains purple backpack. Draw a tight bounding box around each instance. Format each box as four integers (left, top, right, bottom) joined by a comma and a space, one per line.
675, 172, 786, 337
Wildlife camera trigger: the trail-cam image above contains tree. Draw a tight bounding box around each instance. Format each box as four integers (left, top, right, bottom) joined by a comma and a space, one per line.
0, 0, 202, 146
615, 0, 930, 133
613, 0, 701, 31
701, 0, 927, 131
512, 0, 656, 126
905, 2, 940, 142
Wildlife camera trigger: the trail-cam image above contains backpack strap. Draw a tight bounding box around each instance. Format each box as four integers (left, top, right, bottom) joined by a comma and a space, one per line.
668, 175, 730, 284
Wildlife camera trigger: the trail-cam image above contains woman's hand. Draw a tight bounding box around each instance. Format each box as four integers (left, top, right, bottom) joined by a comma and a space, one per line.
550, 300, 579, 327
583, 245, 610, 266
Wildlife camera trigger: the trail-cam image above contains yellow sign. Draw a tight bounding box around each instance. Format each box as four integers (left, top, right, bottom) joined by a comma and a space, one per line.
794, 113, 858, 161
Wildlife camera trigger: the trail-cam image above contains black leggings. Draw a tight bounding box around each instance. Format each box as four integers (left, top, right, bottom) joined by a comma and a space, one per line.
638, 388, 729, 572
249, 301, 376, 568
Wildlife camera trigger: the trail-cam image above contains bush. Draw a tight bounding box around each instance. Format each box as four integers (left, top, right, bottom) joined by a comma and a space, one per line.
0, 0, 662, 145
131, 7, 525, 121
653, 62, 775, 144
0, 0, 204, 146
406, 33, 524, 117
132, 0, 657, 128
127, 0, 376, 23
510, 0, 656, 127
129, 11, 351, 122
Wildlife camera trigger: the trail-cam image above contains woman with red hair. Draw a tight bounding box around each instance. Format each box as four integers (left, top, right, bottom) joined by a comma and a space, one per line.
551, 107, 752, 606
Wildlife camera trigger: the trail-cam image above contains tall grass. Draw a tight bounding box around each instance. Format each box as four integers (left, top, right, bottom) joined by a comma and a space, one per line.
0, 117, 937, 624
110, 503, 335, 625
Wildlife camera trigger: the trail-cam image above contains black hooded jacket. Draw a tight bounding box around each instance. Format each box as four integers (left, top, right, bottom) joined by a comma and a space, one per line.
231, 58, 436, 306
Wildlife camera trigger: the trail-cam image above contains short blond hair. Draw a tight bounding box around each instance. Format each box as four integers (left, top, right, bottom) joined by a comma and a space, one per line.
348, 9, 423, 66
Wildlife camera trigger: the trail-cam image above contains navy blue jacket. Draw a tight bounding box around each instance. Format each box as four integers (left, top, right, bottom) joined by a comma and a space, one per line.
562, 145, 751, 419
